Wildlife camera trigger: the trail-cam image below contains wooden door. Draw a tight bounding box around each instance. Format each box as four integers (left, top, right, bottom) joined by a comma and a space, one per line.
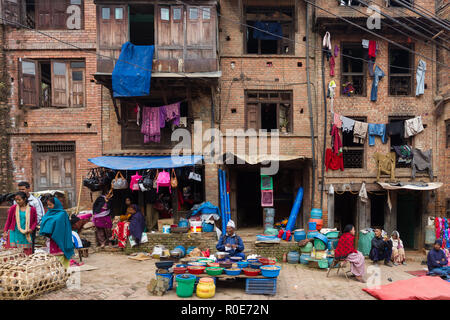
33, 143, 76, 207
19, 58, 39, 107
1, 0, 22, 25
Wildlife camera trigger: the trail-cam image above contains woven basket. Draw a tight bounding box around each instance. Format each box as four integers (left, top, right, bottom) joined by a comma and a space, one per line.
0, 248, 26, 265
0, 252, 69, 300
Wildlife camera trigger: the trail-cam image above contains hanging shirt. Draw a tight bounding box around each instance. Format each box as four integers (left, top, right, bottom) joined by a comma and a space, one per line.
416, 59, 426, 96
341, 116, 355, 133
368, 40, 377, 58
330, 55, 335, 76
160, 102, 181, 128
371, 66, 385, 102
411, 148, 433, 180
404, 116, 424, 138
325, 148, 344, 171
333, 112, 342, 129
353, 121, 368, 144
368, 123, 387, 146
331, 124, 342, 155
141, 107, 161, 143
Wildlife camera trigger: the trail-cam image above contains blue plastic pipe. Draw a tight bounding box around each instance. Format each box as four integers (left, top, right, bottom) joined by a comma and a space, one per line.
224, 170, 231, 227
285, 187, 304, 232
219, 169, 226, 232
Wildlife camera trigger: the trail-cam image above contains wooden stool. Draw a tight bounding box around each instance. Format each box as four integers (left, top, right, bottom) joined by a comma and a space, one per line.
77, 248, 89, 262
327, 258, 352, 281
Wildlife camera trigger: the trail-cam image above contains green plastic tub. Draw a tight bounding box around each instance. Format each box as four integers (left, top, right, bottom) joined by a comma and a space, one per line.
314, 239, 327, 251
205, 267, 224, 276
325, 231, 339, 238
318, 259, 329, 269
175, 274, 196, 298
300, 242, 313, 253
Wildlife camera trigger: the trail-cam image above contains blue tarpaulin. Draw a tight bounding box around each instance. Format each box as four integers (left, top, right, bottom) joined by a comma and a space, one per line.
88, 155, 203, 170
112, 42, 155, 98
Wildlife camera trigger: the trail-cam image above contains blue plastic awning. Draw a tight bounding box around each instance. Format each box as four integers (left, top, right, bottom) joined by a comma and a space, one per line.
88, 155, 203, 170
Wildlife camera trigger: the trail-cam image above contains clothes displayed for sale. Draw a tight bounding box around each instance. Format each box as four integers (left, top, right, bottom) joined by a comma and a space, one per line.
331, 124, 343, 155
411, 148, 433, 180
374, 152, 396, 181
371, 66, 385, 102
141, 107, 161, 143
404, 116, 424, 138
333, 112, 342, 129
386, 120, 404, 138
325, 148, 344, 171
368, 123, 387, 146
393, 145, 412, 164
253, 21, 283, 40
112, 221, 130, 249
353, 121, 368, 144
416, 59, 426, 96
341, 116, 355, 133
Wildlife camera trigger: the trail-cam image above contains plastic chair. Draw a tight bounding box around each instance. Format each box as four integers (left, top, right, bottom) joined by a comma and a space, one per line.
327, 257, 352, 281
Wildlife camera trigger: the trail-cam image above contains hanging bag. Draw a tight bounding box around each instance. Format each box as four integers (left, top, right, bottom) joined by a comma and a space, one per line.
83, 168, 102, 192
130, 171, 142, 191
156, 170, 171, 193
171, 169, 178, 189
153, 170, 159, 189
112, 171, 128, 190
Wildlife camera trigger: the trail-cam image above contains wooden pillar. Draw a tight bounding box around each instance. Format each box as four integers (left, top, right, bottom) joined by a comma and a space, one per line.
327, 190, 334, 228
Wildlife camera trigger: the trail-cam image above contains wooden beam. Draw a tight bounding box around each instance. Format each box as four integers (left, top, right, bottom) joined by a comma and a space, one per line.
108, 88, 123, 125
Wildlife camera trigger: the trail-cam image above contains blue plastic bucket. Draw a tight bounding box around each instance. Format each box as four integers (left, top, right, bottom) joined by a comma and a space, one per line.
294, 229, 306, 242
202, 222, 214, 232
156, 272, 174, 290
162, 225, 171, 234
308, 222, 317, 231
178, 220, 189, 228
310, 208, 323, 219
307, 231, 319, 239
175, 245, 186, 257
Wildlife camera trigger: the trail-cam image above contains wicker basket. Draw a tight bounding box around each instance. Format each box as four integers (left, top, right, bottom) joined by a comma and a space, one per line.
0, 248, 26, 264
0, 252, 69, 300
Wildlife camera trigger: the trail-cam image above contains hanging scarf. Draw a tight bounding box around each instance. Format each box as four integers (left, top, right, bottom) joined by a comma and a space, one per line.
15, 205, 31, 242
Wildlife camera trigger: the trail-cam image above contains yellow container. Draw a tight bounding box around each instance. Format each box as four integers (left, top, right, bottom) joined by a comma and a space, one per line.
196, 277, 215, 298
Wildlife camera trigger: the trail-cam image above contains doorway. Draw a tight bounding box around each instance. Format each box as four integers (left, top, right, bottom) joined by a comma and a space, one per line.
129, 4, 155, 45
334, 192, 358, 232
397, 192, 421, 249
370, 193, 386, 228
236, 170, 261, 228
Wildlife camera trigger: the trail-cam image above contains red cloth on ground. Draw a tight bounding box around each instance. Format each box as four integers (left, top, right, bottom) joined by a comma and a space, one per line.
363, 276, 450, 300
368, 40, 377, 58
325, 148, 344, 171
334, 232, 357, 259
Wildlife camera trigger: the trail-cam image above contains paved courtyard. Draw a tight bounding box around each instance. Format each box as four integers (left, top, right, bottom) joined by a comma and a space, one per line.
37, 252, 427, 300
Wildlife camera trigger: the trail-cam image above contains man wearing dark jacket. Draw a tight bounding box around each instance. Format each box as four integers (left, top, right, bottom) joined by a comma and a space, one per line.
427, 239, 449, 279
369, 228, 393, 267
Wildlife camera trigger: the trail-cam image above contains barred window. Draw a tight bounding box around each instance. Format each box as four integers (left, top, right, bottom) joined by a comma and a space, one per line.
389, 116, 414, 168
342, 116, 366, 168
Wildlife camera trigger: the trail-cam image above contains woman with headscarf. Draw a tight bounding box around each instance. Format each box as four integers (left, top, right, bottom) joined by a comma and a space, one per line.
334, 224, 366, 283
3, 192, 37, 256
40, 197, 74, 269
390, 231, 406, 265
92, 189, 113, 249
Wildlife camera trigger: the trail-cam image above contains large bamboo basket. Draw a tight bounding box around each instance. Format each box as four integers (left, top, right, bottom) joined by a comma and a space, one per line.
0, 252, 69, 300
0, 248, 26, 264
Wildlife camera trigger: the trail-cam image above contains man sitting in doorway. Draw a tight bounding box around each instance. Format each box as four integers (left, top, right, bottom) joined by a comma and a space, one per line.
369, 228, 394, 267
427, 239, 449, 279
216, 220, 245, 260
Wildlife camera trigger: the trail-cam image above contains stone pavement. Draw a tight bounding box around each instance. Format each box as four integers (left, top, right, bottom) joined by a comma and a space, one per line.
37, 252, 428, 300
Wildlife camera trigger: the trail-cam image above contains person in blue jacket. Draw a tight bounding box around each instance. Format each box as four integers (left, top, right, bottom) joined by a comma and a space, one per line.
216, 220, 245, 260
427, 239, 449, 279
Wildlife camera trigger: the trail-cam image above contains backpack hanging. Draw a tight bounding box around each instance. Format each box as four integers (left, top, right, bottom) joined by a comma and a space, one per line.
112, 171, 128, 190
171, 169, 178, 189
130, 171, 142, 191
156, 170, 171, 193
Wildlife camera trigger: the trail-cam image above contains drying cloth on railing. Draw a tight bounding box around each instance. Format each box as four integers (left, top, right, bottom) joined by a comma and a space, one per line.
325, 148, 344, 171
416, 59, 426, 96
141, 107, 161, 143
253, 21, 283, 40
412, 148, 433, 180
404, 116, 424, 138
368, 123, 387, 146
112, 42, 155, 97
341, 116, 355, 133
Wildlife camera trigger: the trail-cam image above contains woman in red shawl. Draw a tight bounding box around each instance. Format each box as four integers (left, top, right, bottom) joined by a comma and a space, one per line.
335, 224, 366, 283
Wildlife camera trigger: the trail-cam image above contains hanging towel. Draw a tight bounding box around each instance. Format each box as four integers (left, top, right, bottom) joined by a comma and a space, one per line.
329, 184, 335, 194
331, 124, 343, 155
141, 107, 161, 143
386, 120, 404, 137
334, 44, 339, 57
362, 39, 369, 49
368, 40, 377, 58
416, 59, 426, 96
371, 66, 385, 102
353, 121, 368, 144
359, 183, 368, 203
333, 112, 342, 128
325, 148, 344, 171
368, 123, 387, 146
411, 148, 433, 180
135, 104, 141, 126
404, 116, 424, 138
341, 116, 355, 133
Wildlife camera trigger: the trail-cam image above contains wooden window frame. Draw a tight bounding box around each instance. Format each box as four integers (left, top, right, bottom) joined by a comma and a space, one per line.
245, 90, 293, 132
341, 42, 367, 97
34, 0, 85, 30
388, 115, 414, 168
388, 43, 415, 97
342, 116, 366, 169
243, 6, 295, 56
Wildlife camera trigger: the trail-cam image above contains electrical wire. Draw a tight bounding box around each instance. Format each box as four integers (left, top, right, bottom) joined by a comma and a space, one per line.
393, 0, 450, 30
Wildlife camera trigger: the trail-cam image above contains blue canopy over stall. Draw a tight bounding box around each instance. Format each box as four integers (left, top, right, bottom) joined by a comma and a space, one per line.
88, 155, 203, 170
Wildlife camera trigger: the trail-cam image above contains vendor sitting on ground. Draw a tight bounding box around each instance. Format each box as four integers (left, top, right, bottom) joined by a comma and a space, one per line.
369, 228, 394, 267
334, 224, 366, 283
427, 239, 449, 279
216, 220, 245, 260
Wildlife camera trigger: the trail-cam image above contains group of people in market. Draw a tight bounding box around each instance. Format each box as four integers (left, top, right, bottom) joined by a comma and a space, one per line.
2, 182, 146, 269
334, 225, 450, 282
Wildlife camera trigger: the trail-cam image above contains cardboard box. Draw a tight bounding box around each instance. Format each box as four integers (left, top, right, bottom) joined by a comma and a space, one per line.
158, 219, 174, 232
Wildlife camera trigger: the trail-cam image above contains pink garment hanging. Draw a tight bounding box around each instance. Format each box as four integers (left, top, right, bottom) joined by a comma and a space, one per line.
164, 102, 181, 126
141, 107, 161, 143
330, 55, 335, 76
334, 112, 342, 129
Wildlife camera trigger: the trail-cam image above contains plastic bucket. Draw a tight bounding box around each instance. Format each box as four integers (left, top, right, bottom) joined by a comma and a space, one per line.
308, 222, 317, 231
264, 208, 275, 217
294, 229, 306, 242
190, 226, 202, 233
202, 222, 214, 232
162, 225, 171, 234
287, 251, 300, 264
156, 272, 174, 291
178, 220, 189, 228
175, 245, 186, 257
176, 274, 196, 298
310, 208, 323, 219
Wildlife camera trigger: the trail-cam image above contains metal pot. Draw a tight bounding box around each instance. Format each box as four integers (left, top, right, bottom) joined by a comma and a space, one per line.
216, 252, 230, 260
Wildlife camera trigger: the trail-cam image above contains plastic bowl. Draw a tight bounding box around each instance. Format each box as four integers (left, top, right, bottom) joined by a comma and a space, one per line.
216, 252, 230, 260
246, 258, 259, 264
187, 261, 207, 267
219, 261, 233, 269
260, 265, 281, 278
205, 267, 224, 276
258, 258, 276, 265
243, 268, 261, 276
250, 262, 263, 269
187, 266, 206, 275
230, 256, 243, 262
207, 262, 220, 268
198, 258, 215, 264
326, 231, 340, 239
237, 261, 249, 269
224, 268, 242, 276
155, 261, 174, 269
173, 266, 187, 274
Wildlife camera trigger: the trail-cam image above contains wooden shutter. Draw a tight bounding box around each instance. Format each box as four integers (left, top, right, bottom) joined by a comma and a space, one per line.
69, 61, 84, 107
51, 61, 69, 107
53, 0, 69, 29
1, 0, 22, 25
19, 58, 39, 108
246, 103, 259, 130
35, 0, 51, 29
36, 0, 70, 29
